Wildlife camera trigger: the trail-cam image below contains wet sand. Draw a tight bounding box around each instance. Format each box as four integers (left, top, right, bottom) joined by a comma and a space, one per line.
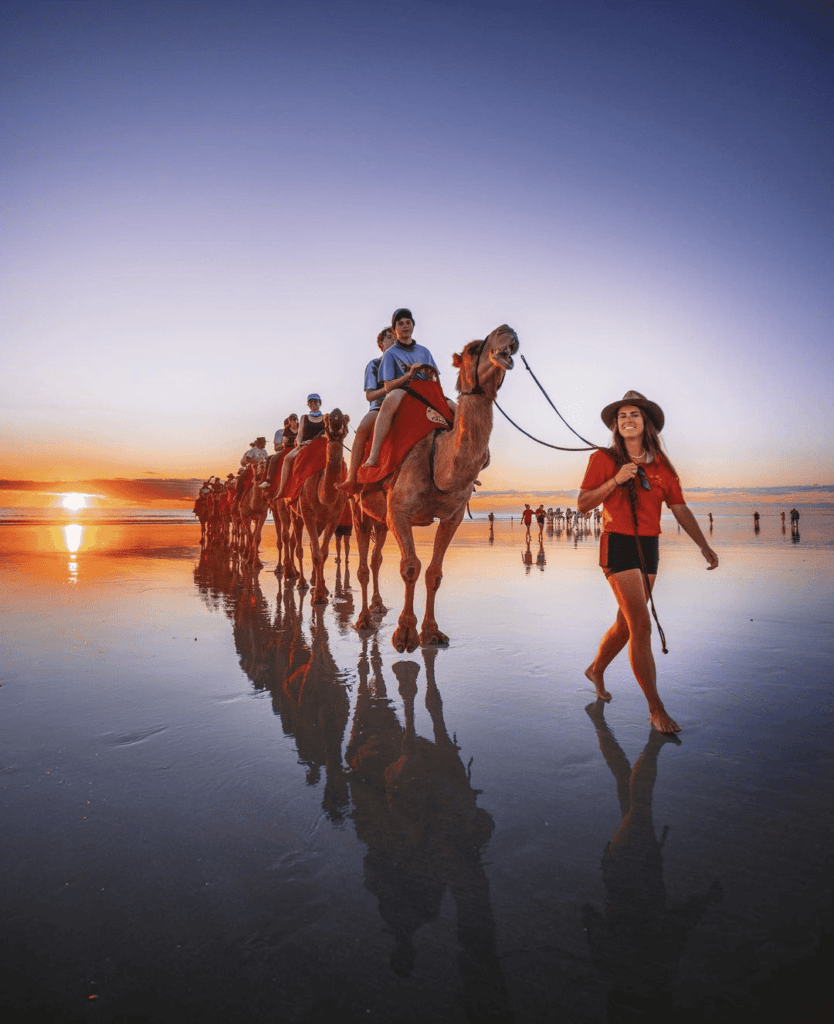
1, 517, 832, 1023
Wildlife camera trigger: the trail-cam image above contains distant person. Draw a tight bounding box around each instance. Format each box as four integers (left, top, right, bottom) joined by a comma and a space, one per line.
340, 326, 397, 491
488, 512, 495, 525
578, 391, 718, 734
274, 394, 325, 499
535, 504, 546, 536
521, 504, 534, 539
753, 511, 760, 532
780, 511, 786, 528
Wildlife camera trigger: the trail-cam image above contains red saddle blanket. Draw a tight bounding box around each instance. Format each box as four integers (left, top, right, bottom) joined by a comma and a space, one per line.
356, 379, 453, 489
284, 436, 329, 503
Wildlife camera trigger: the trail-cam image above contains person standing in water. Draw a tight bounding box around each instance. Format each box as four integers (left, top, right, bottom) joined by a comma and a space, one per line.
578, 391, 718, 734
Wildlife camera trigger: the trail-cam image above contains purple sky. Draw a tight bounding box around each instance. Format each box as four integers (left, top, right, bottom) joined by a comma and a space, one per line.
2, 0, 831, 490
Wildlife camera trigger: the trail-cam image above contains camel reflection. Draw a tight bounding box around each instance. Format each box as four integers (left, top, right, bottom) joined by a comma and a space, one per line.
346, 646, 511, 1018
192, 551, 509, 1014
193, 549, 351, 821
583, 702, 721, 1021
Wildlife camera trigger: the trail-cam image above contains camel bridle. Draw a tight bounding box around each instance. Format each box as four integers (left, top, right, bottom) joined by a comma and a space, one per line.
458, 338, 488, 397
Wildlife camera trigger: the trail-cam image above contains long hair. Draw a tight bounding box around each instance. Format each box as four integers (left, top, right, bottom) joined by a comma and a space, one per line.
608, 410, 679, 478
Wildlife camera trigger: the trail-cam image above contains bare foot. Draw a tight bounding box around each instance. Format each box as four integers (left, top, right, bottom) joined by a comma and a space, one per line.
584, 665, 611, 701
649, 705, 681, 734
363, 454, 379, 468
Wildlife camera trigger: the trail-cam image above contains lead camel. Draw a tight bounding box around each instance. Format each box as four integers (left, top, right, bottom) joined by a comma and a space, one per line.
352, 325, 518, 652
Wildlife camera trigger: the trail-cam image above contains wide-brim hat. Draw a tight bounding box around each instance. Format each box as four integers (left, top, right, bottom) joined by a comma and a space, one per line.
601, 390, 665, 431
255, 436, 266, 444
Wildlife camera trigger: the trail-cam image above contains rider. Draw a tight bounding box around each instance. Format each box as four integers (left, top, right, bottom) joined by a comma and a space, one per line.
339, 325, 397, 491
274, 395, 325, 498
261, 414, 300, 489
363, 308, 442, 469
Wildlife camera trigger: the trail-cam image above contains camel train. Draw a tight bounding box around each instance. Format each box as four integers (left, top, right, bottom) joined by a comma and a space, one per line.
194, 324, 519, 651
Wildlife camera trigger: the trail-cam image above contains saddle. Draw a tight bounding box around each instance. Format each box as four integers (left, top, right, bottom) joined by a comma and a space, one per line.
283, 436, 329, 503
355, 379, 453, 491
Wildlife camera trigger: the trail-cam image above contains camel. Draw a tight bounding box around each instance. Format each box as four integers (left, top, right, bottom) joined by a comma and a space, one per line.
234, 462, 270, 563
266, 451, 301, 580
353, 324, 518, 652
286, 409, 350, 603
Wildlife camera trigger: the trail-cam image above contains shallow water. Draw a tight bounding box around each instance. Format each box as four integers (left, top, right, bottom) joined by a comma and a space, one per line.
1, 518, 832, 1023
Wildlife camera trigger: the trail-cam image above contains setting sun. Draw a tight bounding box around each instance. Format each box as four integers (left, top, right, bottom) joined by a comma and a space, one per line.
61, 493, 87, 511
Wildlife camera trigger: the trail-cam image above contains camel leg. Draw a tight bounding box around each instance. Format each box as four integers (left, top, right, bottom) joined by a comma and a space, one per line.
388, 511, 422, 654
291, 508, 308, 590
353, 508, 376, 630
420, 512, 464, 646
280, 503, 299, 580
369, 523, 388, 614
300, 500, 330, 606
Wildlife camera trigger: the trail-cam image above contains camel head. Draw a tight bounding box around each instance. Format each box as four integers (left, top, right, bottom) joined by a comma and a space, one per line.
323, 408, 350, 442
453, 325, 518, 398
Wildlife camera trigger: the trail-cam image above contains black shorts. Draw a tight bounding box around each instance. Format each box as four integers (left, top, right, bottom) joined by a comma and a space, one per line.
600, 532, 659, 576
335, 524, 352, 537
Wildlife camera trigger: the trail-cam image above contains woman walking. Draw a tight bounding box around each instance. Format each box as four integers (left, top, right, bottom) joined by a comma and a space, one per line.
578, 391, 718, 733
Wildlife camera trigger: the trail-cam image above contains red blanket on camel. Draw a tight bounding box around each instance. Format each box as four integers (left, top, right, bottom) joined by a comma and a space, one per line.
283, 436, 329, 503
355, 379, 453, 490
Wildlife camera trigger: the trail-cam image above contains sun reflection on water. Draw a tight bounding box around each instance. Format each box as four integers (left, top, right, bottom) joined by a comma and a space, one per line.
62, 524, 84, 582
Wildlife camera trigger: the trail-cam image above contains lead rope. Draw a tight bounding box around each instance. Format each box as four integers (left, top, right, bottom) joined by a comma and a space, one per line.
624, 474, 668, 654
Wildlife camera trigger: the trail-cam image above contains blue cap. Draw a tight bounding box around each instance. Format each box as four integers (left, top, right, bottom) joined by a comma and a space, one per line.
307, 393, 321, 402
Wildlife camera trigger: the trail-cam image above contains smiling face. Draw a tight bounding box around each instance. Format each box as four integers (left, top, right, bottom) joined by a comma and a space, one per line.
616, 405, 645, 442
393, 317, 414, 344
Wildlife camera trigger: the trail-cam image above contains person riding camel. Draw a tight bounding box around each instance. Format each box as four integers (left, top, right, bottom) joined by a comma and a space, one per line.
260, 414, 300, 489
240, 437, 268, 467
274, 395, 326, 499
339, 325, 397, 491
362, 308, 445, 470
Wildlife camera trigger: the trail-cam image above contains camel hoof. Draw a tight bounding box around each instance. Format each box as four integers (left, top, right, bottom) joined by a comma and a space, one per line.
370, 598, 387, 615
420, 628, 449, 646
297, 579, 309, 591
392, 626, 420, 654
353, 613, 373, 632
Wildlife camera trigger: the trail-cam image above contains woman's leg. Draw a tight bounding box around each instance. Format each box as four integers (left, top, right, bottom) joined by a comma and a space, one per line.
364, 390, 406, 467
603, 569, 678, 733
340, 409, 377, 488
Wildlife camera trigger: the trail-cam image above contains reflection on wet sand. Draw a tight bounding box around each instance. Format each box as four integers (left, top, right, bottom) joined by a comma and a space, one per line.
192, 548, 510, 1017
347, 647, 510, 1017
583, 702, 721, 1022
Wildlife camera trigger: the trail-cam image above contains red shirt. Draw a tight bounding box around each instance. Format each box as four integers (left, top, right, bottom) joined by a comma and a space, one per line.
580, 449, 685, 536
521, 508, 534, 524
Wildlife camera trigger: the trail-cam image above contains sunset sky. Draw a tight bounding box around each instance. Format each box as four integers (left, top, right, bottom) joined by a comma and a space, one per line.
2, 0, 831, 498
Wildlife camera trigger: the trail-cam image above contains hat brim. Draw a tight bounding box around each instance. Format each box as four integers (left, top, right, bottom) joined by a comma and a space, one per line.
601, 398, 665, 432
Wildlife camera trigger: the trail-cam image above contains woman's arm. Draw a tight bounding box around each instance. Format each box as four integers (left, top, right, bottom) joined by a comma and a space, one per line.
670, 503, 719, 569
577, 462, 638, 514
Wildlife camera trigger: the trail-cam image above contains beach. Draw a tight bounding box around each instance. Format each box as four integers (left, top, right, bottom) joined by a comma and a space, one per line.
1, 514, 832, 1023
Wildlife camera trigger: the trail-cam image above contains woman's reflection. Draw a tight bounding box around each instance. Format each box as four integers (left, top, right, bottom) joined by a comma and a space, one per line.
583, 702, 721, 1021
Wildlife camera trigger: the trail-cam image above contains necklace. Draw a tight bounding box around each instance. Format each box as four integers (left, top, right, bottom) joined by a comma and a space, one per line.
631, 449, 648, 462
